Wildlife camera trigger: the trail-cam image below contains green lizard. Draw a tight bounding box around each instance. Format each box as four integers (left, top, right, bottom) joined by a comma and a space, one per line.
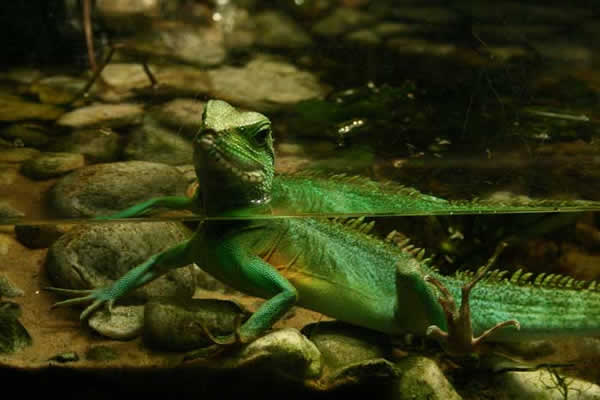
48, 100, 600, 357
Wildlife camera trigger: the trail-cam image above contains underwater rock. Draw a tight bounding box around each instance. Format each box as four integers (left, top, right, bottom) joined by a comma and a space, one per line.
152, 99, 205, 138
0, 301, 32, 354
28, 75, 90, 105
386, 38, 456, 57
96, 0, 161, 19
49, 128, 120, 163
304, 322, 389, 369
126, 26, 226, 67
56, 103, 144, 129
20, 152, 85, 180
498, 367, 600, 400
144, 298, 250, 351
235, 328, 322, 380
303, 322, 397, 388
124, 117, 194, 166
0, 148, 40, 163
0, 202, 24, 219
208, 56, 327, 112
99, 64, 212, 102
0, 123, 49, 148
312, 7, 376, 37
49, 161, 188, 217
46, 222, 195, 301
0, 275, 23, 298
89, 305, 145, 340
14, 224, 72, 249
345, 29, 381, 46
0, 94, 64, 122
392, 356, 462, 400
254, 11, 312, 49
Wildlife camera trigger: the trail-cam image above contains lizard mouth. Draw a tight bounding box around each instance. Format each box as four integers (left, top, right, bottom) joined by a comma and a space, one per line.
198, 134, 265, 183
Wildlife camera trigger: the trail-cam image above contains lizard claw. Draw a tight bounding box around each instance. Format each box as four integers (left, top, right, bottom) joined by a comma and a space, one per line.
45, 286, 116, 321
424, 242, 520, 355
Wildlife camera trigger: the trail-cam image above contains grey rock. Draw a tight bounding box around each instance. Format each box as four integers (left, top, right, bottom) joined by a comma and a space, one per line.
0, 301, 32, 354
46, 222, 195, 301
0, 202, 24, 219
0, 148, 40, 163
0, 275, 23, 298
88, 305, 145, 340
99, 64, 212, 102
304, 322, 397, 387
208, 56, 327, 112
236, 328, 322, 380
56, 103, 144, 129
497, 368, 600, 400
127, 26, 226, 67
312, 8, 375, 37
373, 22, 425, 38
387, 38, 456, 57
393, 356, 462, 400
254, 11, 312, 49
0, 94, 64, 122
49, 128, 121, 163
49, 161, 188, 218
124, 117, 194, 165
144, 298, 250, 351
28, 75, 89, 105
14, 224, 71, 249
152, 99, 205, 138
305, 322, 388, 370
345, 29, 381, 46
20, 152, 86, 180
388, 6, 459, 25
0, 123, 49, 148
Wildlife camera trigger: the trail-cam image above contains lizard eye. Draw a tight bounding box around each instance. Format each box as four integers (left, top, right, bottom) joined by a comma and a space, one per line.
254, 128, 270, 146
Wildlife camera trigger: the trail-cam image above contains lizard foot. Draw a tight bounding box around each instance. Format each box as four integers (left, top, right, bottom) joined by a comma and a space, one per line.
184, 314, 246, 361
45, 286, 116, 320
424, 242, 520, 355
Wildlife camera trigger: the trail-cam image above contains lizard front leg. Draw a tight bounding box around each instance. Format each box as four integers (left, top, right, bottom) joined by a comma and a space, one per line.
424, 242, 520, 355
185, 238, 298, 360
47, 238, 196, 319
95, 196, 195, 220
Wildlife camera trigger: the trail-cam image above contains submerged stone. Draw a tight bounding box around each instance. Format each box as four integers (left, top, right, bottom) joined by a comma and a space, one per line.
20, 152, 85, 180
144, 298, 250, 351
208, 56, 327, 112
88, 305, 145, 340
56, 103, 144, 129
0, 94, 64, 122
48, 161, 188, 218
124, 117, 194, 166
49, 128, 120, 163
0, 301, 32, 354
46, 222, 195, 301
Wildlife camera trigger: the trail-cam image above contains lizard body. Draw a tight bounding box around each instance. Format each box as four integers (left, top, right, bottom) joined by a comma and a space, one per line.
49, 100, 600, 355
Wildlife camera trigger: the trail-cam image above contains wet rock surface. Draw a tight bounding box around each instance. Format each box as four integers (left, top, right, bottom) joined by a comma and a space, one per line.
0, 302, 31, 354
20, 152, 85, 180
144, 298, 250, 351
49, 161, 189, 217
46, 222, 195, 300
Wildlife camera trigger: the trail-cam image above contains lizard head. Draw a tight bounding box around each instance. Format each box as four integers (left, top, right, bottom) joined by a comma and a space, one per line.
194, 100, 275, 214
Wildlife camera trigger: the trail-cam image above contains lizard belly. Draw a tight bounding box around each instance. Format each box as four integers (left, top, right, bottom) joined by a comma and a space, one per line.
283, 270, 400, 334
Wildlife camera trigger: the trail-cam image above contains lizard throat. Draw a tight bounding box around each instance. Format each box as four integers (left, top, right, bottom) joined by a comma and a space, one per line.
198, 134, 265, 184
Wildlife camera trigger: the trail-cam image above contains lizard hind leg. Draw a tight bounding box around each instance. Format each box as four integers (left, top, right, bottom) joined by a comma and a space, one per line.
424, 242, 520, 356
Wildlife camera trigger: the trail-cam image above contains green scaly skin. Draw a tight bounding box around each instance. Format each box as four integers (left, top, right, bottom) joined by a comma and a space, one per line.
48, 100, 600, 358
